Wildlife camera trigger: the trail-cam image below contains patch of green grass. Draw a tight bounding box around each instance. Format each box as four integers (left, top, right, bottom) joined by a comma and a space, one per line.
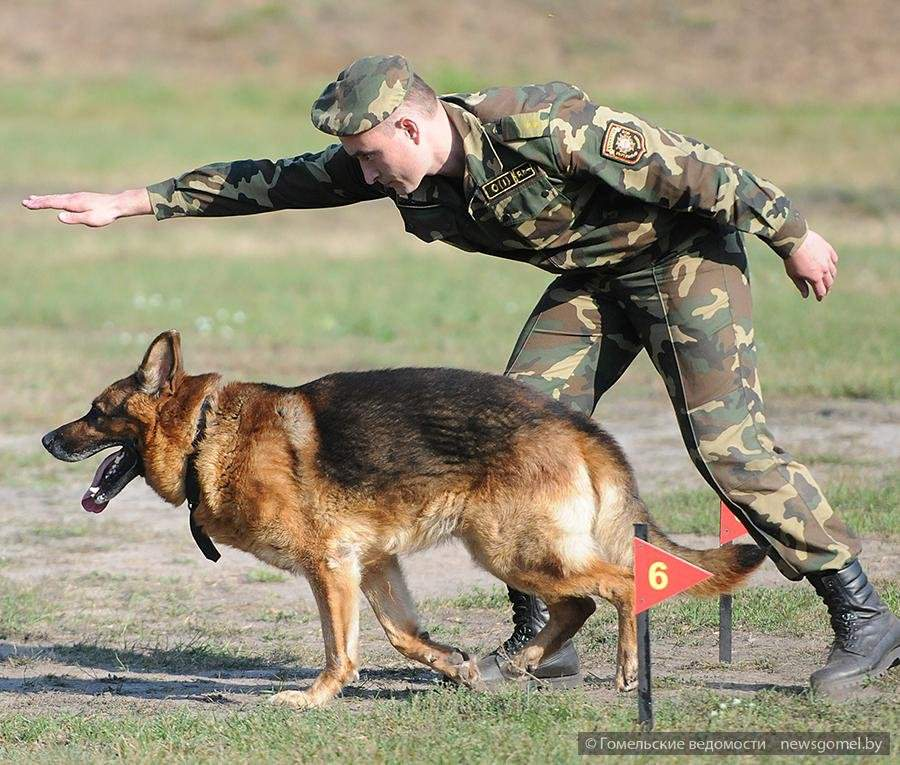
244, 568, 288, 584
0, 446, 78, 489
794, 451, 878, 467
671, 580, 896, 637
258, 608, 303, 624
1, 237, 896, 418
77, 571, 129, 585
205, 2, 293, 41
423, 585, 510, 611
747, 239, 899, 400
796, 184, 900, 218
580, 581, 900, 649
646, 473, 899, 538
821, 478, 900, 537
0, 579, 56, 640
52, 638, 291, 674
645, 488, 720, 535
14, 521, 92, 542
0, 686, 895, 763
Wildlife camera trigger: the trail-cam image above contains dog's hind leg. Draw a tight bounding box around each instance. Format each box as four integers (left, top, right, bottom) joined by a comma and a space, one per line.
506, 561, 637, 691
270, 559, 361, 710
601, 572, 638, 692
361, 555, 483, 689
507, 595, 596, 676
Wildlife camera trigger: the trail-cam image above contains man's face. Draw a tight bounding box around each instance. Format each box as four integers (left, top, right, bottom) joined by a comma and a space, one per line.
340, 116, 431, 195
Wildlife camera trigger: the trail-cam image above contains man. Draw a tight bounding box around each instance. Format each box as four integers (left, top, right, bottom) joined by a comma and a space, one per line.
24, 55, 898, 698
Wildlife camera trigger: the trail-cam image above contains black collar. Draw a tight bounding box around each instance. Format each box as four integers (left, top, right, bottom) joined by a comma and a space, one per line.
185, 395, 221, 562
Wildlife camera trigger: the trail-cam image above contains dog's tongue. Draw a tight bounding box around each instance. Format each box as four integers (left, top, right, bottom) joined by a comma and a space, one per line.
81, 450, 120, 513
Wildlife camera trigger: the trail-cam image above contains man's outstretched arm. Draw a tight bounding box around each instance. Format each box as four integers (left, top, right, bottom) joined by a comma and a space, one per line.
22, 144, 385, 226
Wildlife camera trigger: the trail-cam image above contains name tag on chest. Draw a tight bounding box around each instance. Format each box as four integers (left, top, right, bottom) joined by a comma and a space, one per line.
481, 163, 537, 202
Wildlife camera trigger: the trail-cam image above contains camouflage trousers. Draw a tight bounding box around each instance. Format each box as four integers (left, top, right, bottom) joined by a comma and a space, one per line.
505, 229, 860, 580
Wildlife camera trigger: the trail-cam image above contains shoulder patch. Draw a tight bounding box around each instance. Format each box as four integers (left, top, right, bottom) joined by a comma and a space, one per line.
601, 122, 646, 165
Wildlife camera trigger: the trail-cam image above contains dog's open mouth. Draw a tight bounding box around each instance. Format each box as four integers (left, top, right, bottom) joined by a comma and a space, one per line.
81, 447, 143, 513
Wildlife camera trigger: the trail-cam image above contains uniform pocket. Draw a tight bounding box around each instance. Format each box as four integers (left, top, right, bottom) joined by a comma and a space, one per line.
396, 204, 459, 243
475, 166, 575, 249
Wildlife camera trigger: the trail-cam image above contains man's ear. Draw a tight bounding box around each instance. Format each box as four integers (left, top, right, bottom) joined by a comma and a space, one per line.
138, 330, 183, 395
398, 116, 421, 144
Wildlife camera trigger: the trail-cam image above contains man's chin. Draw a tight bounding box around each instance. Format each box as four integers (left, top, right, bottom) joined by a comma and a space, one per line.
392, 179, 425, 196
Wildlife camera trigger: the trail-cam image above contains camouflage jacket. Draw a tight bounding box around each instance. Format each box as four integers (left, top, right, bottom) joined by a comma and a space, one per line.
147, 82, 808, 273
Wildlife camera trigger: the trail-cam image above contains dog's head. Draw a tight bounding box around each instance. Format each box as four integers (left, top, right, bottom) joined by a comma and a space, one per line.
42, 329, 207, 512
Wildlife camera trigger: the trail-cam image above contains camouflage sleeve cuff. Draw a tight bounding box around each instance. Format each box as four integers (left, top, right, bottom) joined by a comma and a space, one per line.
765, 207, 809, 259
146, 179, 181, 221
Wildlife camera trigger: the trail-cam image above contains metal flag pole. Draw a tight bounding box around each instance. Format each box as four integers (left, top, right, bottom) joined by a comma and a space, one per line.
633, 522, 653, 731
718, 500, 744, 663
719, 570, 733, 663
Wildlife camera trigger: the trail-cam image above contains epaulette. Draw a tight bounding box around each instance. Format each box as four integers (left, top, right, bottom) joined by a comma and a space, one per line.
495, 112, 550, 141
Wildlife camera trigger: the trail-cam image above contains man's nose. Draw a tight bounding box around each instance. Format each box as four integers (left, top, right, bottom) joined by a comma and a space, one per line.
361, 166, 378, 185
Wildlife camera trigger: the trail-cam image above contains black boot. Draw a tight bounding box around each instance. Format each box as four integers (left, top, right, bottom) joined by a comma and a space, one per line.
806, 559, 900, 698
476, 587, 582, 689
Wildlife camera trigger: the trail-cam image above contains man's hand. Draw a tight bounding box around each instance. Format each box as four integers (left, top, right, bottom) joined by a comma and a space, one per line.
784, 229, 838, 301
21, 189, 152, 227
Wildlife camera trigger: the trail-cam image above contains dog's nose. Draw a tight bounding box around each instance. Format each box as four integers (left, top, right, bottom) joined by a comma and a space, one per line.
41, 431, 55, 452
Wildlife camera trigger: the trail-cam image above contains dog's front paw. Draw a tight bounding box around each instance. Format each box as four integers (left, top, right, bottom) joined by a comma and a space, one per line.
269, 690, 321, 710
615, 668, 638, 693
509, 646, 544, 675
459, 657, 488, 692
444, 650, 486, 692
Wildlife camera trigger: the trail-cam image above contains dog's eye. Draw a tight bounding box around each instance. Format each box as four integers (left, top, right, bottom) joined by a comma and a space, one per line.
87, 404, 105, 422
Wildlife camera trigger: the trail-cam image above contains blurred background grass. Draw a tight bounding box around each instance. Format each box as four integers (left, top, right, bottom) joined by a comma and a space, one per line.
2, 0, 898, 422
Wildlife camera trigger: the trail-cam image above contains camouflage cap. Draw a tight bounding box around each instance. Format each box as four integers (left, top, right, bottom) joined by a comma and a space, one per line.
310, 54, 414, 136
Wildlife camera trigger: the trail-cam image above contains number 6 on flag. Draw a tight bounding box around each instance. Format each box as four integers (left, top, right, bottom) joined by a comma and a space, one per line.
648, 561, 668, 590
633, 539, 714, 614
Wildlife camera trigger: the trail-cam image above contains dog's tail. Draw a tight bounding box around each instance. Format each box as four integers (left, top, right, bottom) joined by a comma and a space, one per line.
574, 422, 766, 597
645, 518, 766, 597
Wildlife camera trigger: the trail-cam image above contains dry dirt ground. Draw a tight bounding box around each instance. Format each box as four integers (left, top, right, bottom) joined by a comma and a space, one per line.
1, 384, 896, 716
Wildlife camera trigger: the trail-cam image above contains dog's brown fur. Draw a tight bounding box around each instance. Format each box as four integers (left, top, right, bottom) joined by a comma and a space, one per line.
43, 330, 766, 709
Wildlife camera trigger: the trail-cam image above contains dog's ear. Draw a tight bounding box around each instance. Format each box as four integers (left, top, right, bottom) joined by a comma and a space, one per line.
138, 330, 183, 395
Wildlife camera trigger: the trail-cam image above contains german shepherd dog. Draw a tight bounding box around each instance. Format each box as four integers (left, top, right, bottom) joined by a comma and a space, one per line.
43, 330, 765, 709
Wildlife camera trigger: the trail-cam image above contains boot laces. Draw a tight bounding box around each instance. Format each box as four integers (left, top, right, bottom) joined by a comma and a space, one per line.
831, 610, 858, 647
822, 580, 858, 648
502, 599, 536, 654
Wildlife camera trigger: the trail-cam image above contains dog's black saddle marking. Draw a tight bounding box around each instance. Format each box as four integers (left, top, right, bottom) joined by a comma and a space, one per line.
185, 396, 221, 563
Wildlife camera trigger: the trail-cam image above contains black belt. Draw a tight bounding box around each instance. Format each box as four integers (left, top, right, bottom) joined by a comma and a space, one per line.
184, 396, 221, 562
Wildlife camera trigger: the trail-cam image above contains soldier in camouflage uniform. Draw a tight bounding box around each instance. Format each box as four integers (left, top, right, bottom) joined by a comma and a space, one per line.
24, 55, 899, 698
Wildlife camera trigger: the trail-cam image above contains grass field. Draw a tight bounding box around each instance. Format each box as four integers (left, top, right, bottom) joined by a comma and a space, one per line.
4, 79, 899, 429
2, 3, 899, 761
1, 565, 897, 764
1, 687, 896, 764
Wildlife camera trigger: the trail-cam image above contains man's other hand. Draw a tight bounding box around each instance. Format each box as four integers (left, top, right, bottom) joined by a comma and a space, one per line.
784, 229, 838, 301
21, 189, 152, 227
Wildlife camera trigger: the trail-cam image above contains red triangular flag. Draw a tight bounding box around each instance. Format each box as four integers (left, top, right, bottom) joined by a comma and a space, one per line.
719, 501, 749, 544
633, 538, 713, 614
